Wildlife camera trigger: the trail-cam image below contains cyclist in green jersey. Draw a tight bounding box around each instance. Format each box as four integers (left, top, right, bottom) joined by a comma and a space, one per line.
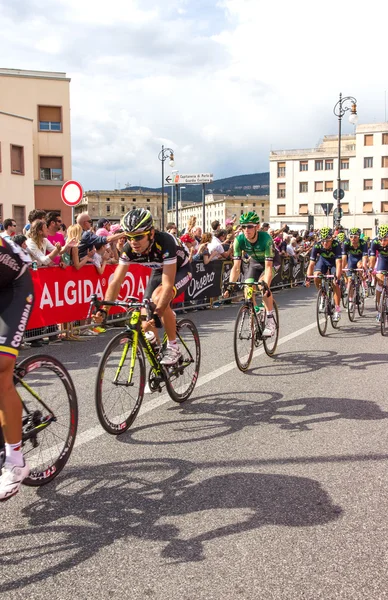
224, 212, 276, 337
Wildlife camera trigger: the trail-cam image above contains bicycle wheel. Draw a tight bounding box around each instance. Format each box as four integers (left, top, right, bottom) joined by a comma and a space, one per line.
95, 330, 146, 434
14, 355, 78, 487
341, 278, 348, 308
357, 283, 365, 317
380, 290, 388, 336
165, 319, 201, 403
316, 290, 328, 336
263, 300, 279, 357
234, 303, 254, 371
347, 283, 356, 322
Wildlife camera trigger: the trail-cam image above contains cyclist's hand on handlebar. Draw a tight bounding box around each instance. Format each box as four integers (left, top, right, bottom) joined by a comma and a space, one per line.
305, 278, 311, 288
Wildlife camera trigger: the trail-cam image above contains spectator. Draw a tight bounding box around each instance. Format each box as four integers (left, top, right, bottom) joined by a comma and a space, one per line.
211, 220, 220, 234
222, 232, 234, 259
0, 219, 3, 231
26, 220, 77, 266
192, 233, 219, 265
66, 224, 94, 269
46, 212, 66, 265
23, 209, 46, 236
180, 233, 197, 261
208, 229, 230, 260
260, 222, 270, 232
192, 226, 202, 244
166, 222, 178, 237
77, 213, 124, 259
92, 241, 110, 275
12, 234, 28, 249
96, 218, 111, 237
186, 215, 197, 236
0, 218, 17, 240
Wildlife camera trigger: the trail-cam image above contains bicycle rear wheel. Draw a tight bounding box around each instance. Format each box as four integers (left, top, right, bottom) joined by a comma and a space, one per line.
316, 290, 328, 336
357, 283, 365, 317
263, 300, 279, 357
347, 284, 356, 322
380, 290, 388, 336
165, 319, 201, 403
341, 278, 348, 308
234, 303, 254, 371
15, 355, 78, 487
95, 331, 146, 434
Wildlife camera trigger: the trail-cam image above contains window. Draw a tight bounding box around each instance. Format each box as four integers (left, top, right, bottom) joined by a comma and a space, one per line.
277, 204, 286, 215
314, 203, 333, 215
299, 204, 308, 215
13, 205, 26, 233
364, 157, 373, 168
241, 202, 244, 207
363, 202, 373, 213
325, 181, 333, 192
314, 181, 323, 192
106, 197, 110, 202
382, 157, 388, 168
0, 204, 3, 221
39, 156, 63, 181
382, 133, 388, 145
121, 206, 125, 213
341, 203, 349, 214
133, 198, 136, 202
300, 161, 308, 171
381, 202, 388, 213
277, 162, 285, 177
382, 179, 388, 190
253, 203, 256, 207
364, 134, 373, 146
364, 179, 373, 190
38, 106, 62, 132
261, 210, 264, 217
147, 198, 150, 203
341, 158, 349, 169
121, 197, 125, 201
315, 160, 323, 171
106, 206, 111, 213
277, 183, 286, 198
299, 182, 308, 193
341, 180, 349, 191
325, 160, 333, 170
10, 145, 24, 175
261, 203, 264, 207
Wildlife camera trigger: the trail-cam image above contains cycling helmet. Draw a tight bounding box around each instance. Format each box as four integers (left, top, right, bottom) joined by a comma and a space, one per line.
363, 235, 370, 243
319, 227, 333, 240
349, 227, 361, 236
121, 208, 153, 234
239, 211, 260, 225
378, 224, 388, 239
337, 232, 346, 242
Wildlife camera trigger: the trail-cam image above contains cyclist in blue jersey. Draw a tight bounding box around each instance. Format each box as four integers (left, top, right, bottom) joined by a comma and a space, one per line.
369, 224, 388, 321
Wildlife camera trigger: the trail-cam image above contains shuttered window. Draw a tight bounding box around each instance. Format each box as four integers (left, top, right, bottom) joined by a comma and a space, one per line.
363, 202, 373, 213
277, 205, 286, 215
38, 106, 62, 131
11, 145, 24, 174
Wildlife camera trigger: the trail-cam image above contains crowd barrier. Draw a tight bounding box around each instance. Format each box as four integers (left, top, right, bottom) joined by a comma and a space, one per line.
26, 255, 310, 336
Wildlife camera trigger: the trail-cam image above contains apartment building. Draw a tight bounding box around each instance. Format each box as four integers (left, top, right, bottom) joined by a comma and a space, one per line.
75, 189, 164, 229
270, 123, 388, 237
167, 194, 270, 232
0, 68, 72, 229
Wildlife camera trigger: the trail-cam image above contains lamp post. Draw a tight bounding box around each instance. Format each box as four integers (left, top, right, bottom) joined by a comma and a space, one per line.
158, 145, 174, 230
333, 93, 358, 228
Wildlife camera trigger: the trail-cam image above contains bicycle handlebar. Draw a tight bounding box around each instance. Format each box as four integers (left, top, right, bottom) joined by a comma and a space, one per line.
226, 280, 270, 292
89, 294, 162, 327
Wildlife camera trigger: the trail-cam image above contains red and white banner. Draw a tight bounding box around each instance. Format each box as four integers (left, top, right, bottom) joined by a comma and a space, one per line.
27, 264, 184, 330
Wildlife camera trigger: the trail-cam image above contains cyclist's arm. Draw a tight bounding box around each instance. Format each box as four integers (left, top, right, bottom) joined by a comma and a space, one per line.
261, 259, 273, 287
306, 259, 316, 277
229, 237, 243, 282
157, 262, 177, 314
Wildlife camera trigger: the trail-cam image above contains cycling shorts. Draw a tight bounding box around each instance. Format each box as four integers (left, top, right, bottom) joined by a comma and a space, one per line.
313, 257, 336, 275
0, 269, 34, 359
347, 255, 362, 270
245, 259, 264, 282
376, 256, 388, 273
144, 263, 193, 300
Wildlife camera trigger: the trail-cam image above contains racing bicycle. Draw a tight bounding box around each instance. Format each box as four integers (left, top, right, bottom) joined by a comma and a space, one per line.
90, 295, 201, 434
0, 355, 78, 488
308, 274, 340, 336
377, 271, 388, 336
343, 268, 365, 321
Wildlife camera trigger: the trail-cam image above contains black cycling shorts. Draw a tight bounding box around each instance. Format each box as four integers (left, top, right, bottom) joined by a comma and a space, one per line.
0, 270, 34, 359
245, 259, 265, 281
144, 263, 193, 300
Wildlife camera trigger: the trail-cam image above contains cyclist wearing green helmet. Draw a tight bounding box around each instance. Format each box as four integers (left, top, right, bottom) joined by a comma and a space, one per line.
337, 232, 346, 243
370, 224, 388, 321
306, 226, 343, 321
342, 227, 368, 271
225, 212, 276, 337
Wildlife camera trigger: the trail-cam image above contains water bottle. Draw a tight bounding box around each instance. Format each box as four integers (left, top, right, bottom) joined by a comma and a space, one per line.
31, 262, 38, 271
145, 330, 159, 352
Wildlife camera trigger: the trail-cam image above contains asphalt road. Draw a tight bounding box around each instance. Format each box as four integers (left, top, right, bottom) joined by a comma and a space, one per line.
1, 286, 388, 600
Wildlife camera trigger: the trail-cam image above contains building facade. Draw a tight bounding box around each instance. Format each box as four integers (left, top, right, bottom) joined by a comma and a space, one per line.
167, 194, 270, 232
75, 189, 164, 229
270, 122, 388, 237
0, 68, 72, 228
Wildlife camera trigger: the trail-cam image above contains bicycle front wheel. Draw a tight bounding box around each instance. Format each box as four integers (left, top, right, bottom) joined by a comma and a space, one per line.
347, 285, 356, 322
15, 355, 78, 487
316, 290, 328, 336
357, 284, 365, 317
95, 331, 146, 434
165, 319, 201, 403
263, 300, 279, 357
234, 303, 254, 371
380, 290, 388, 336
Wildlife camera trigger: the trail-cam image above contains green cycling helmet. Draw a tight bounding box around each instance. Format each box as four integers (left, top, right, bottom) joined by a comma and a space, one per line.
319, 227, 333, 240
378, 224, 388, 239
349, 227, 361, 236
239, 211, 260, 225
337, 232, 346, 242
363, 235, 369, 243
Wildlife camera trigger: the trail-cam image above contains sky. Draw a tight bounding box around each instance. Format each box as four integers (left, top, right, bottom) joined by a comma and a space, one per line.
0, 0, 387, 190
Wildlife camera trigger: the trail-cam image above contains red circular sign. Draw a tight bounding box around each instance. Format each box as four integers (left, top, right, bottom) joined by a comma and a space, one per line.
61, 180, 83, 206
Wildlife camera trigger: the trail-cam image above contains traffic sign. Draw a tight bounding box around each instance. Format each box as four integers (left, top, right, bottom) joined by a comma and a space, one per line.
166, 173, 213, 185
61, 180, 83, 206
321, 203, 333, 216
333, 207, 343, 220
333, 188, 345, 201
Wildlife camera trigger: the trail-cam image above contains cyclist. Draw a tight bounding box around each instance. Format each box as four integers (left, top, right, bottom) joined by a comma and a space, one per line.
369, 224, 388, 321
0, 237, 33, 499
224, 211, 276, 337
342, 227, 368, 306
96, 208, 192, 365
305, 227, 343, 321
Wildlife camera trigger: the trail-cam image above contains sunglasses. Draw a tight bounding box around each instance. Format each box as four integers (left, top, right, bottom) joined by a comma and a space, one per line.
322, 237, 333, 242
241, 224, 256, 230
349, 234, 359, 238
126, 231, 150, 241
56, 220, 62, 224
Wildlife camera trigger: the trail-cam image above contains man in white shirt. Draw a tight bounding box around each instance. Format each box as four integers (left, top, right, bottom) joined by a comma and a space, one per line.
207, 229, 229, 260
0, 219, 17, 241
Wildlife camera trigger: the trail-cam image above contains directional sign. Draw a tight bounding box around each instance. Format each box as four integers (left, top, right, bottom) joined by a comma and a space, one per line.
333, 207, 344, 220
61, 180, 83, 206
166, 173, 213, 185
321, 203, 333, 216
333, 188, 345, 201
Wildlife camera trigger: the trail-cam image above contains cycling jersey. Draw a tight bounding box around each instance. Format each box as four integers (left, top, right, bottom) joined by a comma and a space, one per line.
233, 232, 274, 263
119, 231, 189, 270
370, 238, 388, 272
0, 237, 31, 287
342, 239, 368, 269
310, 240, 342, 263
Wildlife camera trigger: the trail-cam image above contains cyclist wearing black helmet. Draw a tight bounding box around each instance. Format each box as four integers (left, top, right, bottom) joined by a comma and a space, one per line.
369, 224, 388, 322
98, 208, 192, 365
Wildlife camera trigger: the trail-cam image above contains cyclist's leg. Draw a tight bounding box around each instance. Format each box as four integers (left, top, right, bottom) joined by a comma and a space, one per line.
375, 272, 385, 315
142, 270, 163, 343
244, 260, 266, 310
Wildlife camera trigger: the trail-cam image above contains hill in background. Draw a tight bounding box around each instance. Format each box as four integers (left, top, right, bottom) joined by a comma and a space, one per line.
123, 172, 269, 207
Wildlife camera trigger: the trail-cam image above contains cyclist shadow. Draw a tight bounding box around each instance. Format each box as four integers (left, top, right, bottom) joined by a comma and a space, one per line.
120, 390, 388, 445
0, 457, 342, 592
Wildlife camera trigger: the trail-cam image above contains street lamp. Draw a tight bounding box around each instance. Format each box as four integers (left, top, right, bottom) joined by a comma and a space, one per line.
158, 145, 174, 230
333, 93, 358, 227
